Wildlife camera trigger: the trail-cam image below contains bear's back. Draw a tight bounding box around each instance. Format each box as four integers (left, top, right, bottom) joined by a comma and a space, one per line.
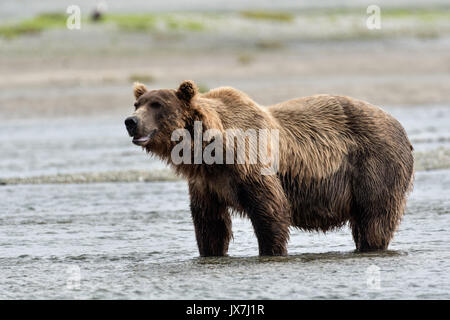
267, 95, 358, 179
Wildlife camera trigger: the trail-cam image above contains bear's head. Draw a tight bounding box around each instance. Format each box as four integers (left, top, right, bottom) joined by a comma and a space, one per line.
124, 80, 198, 157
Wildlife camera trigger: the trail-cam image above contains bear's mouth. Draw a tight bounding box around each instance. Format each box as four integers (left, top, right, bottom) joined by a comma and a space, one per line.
132, 129, 156, 146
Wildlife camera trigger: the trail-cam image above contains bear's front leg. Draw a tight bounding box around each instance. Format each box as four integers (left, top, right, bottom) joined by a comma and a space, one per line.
189, 183, 232, 257
237, 176, 291, 256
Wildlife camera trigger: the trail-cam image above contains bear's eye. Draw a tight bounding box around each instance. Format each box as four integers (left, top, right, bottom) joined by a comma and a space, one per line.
134, 102, 139, 110
150, 102, 162, 108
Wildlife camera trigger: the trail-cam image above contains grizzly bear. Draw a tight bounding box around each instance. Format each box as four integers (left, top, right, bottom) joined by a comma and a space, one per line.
125, 80, 414, 256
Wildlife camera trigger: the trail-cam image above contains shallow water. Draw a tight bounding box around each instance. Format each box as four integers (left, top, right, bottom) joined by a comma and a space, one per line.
0, 105, 449, 180
1, 105, 450, 299
1, 171, 449, 299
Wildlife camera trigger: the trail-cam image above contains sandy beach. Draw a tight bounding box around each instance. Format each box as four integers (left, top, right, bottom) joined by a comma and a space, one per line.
1, 6, 449, 120
1, 41, 450, 120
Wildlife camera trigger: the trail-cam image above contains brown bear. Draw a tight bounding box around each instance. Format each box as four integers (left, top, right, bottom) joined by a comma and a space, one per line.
125, 80, 414, 256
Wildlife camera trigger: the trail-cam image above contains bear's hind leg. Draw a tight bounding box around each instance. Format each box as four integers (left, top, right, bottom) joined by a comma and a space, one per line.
350, 196, 406, 252
350, 152, 412, 252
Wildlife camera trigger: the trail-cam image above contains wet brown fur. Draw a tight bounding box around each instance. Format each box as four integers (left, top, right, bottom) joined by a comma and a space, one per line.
129, 81, 414, 256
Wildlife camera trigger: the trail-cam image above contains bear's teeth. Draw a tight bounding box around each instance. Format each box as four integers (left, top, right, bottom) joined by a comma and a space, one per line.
133, 130, 156, 143
134, 137, 148, 142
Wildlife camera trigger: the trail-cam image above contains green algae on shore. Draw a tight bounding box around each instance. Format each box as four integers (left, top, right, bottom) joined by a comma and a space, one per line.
102, 13, 206, 32
103, 14, 157, 32
0, 7, 450, 41
0, 12, 66, 38
128, 73, 156, 83
0, 12, 207, 38
240, 10, 294, 22
1, 8, 450, 40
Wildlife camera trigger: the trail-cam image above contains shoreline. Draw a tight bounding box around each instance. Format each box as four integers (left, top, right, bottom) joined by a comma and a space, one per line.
1, 7, 449, 120
1, 42, 450, 120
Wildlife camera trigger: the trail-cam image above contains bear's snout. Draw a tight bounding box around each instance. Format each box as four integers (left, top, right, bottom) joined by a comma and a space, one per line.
125, 116, 138, 137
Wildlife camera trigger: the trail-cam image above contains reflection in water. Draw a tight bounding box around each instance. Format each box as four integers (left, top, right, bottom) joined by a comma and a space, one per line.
194, 250, 408, 265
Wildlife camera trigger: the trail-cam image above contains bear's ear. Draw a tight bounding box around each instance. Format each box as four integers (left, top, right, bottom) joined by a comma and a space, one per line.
176, 80, 198, 104
133, 82, 148, 100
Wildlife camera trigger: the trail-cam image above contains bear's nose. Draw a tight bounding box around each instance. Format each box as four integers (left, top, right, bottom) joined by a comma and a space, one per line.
125, 116, 138, 136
